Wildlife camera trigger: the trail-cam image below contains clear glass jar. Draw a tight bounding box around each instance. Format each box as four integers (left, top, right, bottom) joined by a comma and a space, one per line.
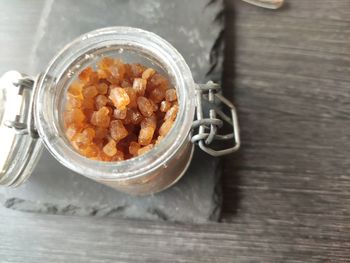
0, 27, 240, 195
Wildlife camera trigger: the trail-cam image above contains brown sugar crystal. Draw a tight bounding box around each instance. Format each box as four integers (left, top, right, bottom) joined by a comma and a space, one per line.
63, 57, 179, 162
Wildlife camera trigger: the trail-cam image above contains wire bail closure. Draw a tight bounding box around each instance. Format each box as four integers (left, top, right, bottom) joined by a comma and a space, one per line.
191, 81, 240, 157
3, 75, 39, 139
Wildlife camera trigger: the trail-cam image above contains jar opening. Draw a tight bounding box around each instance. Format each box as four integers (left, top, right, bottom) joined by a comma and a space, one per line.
59, 47, 180, 161
35, 27, 196, 180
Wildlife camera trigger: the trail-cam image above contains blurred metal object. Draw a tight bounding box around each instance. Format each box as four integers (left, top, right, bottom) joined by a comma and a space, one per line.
241, 0, 284, 9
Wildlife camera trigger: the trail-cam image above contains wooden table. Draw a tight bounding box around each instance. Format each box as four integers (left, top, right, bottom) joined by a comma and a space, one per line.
1, 0, 349, 262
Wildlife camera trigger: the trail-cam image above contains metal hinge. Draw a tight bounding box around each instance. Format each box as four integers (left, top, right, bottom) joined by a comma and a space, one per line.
191, 81, 240, 157
3, 75, 39, 139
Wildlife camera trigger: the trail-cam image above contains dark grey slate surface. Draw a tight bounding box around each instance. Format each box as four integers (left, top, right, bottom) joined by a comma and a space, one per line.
0, 0, 223, 223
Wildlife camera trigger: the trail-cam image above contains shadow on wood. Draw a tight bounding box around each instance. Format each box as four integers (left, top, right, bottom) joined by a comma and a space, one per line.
207, 1, 243, 217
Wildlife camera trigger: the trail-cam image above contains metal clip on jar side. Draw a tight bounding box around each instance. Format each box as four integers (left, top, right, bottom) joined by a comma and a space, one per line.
191, 81, 240, 157
4, 75, 39, 139
0, 71, 43, 187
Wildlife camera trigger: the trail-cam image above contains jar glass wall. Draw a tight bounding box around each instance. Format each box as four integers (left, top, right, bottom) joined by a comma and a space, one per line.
34, 27, 196, 195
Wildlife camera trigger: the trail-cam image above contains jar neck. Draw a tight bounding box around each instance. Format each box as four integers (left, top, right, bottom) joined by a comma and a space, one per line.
34, 27, 196, 180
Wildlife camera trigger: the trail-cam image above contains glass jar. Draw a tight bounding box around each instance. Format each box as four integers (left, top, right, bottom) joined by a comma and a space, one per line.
0, 27, 240, 195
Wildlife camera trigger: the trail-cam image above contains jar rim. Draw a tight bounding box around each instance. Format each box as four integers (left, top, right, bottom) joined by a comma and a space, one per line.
35, 26, 196, 180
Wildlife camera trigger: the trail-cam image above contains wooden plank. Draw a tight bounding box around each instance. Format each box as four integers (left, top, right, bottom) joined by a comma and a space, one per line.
0, 207, 349, 263
221, 0, 350, 260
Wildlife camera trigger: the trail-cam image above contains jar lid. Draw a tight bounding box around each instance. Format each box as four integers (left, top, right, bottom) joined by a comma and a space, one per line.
0, 71, 43, 187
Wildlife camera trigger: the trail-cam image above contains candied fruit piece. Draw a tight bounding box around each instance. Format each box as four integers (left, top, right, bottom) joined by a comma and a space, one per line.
159, 120, 174, 136
139, 126, 155, 146
138, 144, 153, 156
65, 124, 80, 140
83, 108, 94, 122
164, 105, 179, 121
124, 87, 137, 108
105, 106, 114, 120
130, 63, 146, 78
95, 95, 108, 110
106, 75, 119, 84
133, 78, 147, 96
83, 144, 100, 158
142, 68, 155, 80
113, 108, 127, 119
131, 110, 143, 125
75, 127, 95, 147
124, 109, 143, 125
110, 120, 128, 141
111, 150, 124, 161
94, 139, 104, 150
149, 99, 159, 111
95, 126, 108, 139
109, 59, 126, 82
123, 64, 133, 80
103, 139, 117, 157
137, 96, 154, 117
160, 100, 171, 112
64, 108, 85, 126
79, 67, 93, 83
98, 151, 113, 161
109, 87, 130, 110
68, 81, 83, 98
121, 80, 131, 88
83, 127, 95, 140
97, 83, 108, 94
106, 72, 120, 85
165, 88, 177, 102
148, 73, 169, 91
141, 115, 157, 130
149, 87, 166, 103
98, 57, 114, 70
91, 106, 110, 128
66, 95, 82, 110
83, 85, 98, 99
81, 98, 95, 110
88, 72, 99, 85
159, 119, 174, 136
97, 69, 109, 79
129, 141, 141, 156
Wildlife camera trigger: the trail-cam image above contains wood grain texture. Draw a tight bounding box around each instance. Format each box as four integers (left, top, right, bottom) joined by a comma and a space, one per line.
1, 206, 349, 263
221, 0, 350, 261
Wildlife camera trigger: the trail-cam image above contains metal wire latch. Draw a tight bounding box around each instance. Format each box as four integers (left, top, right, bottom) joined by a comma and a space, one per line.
3, 74, 39, 139
191, 81, 240, 157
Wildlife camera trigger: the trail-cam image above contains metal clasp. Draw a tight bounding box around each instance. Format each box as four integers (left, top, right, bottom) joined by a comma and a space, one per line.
191, 81, 240, 157
3, 74, 39, 139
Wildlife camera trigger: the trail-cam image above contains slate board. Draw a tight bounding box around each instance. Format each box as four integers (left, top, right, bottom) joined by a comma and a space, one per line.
0, 0, 223, 223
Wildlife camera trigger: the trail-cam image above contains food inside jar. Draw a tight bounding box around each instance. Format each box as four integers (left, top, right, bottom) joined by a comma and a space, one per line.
63, 57, 179, 162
